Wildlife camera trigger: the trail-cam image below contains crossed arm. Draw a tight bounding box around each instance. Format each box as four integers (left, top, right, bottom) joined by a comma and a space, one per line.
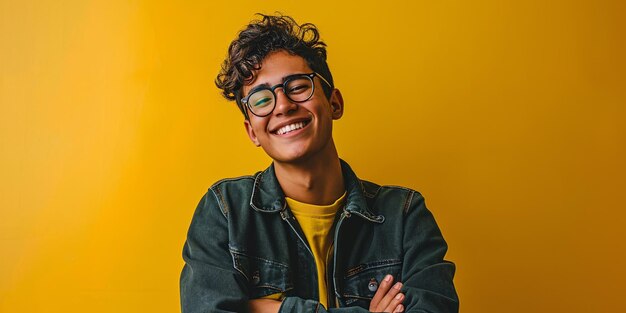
249, 274, 406, 313
181, 190, 458, 313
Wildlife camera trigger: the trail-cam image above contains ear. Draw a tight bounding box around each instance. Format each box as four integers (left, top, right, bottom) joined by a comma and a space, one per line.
329, 88, 344, 120
244, 119, 261, 147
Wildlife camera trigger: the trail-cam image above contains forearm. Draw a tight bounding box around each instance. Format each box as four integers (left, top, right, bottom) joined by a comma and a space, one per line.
278, 297, 371, 313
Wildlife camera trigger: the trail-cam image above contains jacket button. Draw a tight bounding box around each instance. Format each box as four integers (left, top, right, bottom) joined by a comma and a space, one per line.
368, 278, 378, 292
252, 271, 260, 285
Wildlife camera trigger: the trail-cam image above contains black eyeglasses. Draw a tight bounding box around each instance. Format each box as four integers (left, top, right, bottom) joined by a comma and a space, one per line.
240, 72, 332, 117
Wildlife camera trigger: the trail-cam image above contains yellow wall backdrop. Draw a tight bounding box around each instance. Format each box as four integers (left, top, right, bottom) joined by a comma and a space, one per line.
1, 0, 624, 312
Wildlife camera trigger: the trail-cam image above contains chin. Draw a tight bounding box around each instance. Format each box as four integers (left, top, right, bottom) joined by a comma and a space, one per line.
271, 148, 313, 164
272, 152, 308, 164
263, 140, 307, 161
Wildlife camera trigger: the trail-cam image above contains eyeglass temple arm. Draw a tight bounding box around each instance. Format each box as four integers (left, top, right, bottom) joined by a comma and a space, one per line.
315, 72, 333, 88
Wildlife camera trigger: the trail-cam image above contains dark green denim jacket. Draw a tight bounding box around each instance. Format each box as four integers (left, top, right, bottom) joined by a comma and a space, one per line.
180, 160, 459, 312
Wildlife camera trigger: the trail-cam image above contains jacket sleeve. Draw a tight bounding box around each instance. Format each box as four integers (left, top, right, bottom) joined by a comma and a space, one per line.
400, 191, 459, 313
180, 189, 249, 313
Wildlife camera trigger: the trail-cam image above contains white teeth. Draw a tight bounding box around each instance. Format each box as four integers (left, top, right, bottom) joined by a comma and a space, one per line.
276, 121, 307, 135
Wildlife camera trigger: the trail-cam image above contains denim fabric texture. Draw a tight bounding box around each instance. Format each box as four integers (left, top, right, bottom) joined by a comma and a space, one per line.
180, 160, 459, 312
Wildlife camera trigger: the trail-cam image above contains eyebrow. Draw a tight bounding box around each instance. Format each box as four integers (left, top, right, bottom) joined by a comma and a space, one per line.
245, 73, 309, 96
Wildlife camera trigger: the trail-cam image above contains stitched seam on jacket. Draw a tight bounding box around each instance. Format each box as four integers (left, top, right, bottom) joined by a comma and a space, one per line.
211, 175, 255, 187
230, 251, 249, 281
210, 186, 229, 218
229, 249, 290, 269
250, 170, 265, 211
380, 185, 415, 192
403, 190, 414, 215
342, 294, 372, 300
344, 259, 403, 278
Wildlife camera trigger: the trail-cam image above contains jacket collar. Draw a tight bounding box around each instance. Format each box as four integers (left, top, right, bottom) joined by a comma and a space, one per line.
250, 159, 384, 223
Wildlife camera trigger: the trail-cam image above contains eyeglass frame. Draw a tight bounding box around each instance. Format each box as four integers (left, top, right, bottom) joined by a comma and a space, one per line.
238, 72, 333, 118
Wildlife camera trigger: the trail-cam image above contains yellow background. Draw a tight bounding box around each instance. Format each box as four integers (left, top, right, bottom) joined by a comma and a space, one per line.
1, 0, 624, 312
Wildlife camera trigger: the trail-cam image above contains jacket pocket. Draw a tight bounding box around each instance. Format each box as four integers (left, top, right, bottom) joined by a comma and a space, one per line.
230, 250, 293, 298
341, 259, 403, 308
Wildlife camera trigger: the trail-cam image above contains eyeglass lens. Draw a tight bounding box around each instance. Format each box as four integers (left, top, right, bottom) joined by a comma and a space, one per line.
247, 76, 314, 116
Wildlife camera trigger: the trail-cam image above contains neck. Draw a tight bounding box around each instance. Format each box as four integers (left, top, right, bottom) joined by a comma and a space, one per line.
274, 141, 344, 205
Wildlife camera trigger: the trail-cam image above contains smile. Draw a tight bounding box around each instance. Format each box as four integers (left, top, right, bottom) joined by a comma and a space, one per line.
274, 119, 311, 135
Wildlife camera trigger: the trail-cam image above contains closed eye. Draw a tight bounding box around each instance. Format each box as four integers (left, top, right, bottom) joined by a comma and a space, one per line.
288, 85, 309, 94
253, 97, 272, 107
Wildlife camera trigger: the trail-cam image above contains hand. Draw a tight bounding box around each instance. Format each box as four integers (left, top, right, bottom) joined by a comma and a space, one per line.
369, 274, 405, 313
249, 298, 282, 313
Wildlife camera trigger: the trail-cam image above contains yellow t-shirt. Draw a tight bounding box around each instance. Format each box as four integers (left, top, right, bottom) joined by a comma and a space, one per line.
263, 192, 346, 308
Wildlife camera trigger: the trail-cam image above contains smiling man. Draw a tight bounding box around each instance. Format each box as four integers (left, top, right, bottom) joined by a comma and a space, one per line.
180, 14, 459, 313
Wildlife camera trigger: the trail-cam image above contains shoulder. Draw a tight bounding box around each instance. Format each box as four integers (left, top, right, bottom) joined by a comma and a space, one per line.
203, 172, 259, 217
360, 179, 425, 214
209, 174, 257, 192
359, 179, 423, 200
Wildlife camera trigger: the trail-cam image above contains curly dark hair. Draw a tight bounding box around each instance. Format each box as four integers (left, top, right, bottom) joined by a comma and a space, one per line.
215, 13, 334, 118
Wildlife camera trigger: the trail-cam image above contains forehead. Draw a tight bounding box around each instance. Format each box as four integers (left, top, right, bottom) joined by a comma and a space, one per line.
242, 50, 312, 94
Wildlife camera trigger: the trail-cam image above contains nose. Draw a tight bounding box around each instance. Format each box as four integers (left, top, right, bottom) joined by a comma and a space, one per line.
273, 88, 298, 116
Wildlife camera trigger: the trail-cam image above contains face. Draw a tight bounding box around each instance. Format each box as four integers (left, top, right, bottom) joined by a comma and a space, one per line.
242, 50, 344, 164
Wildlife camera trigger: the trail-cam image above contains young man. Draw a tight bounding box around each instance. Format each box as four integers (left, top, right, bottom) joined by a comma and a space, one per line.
180, 14, 459, 313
